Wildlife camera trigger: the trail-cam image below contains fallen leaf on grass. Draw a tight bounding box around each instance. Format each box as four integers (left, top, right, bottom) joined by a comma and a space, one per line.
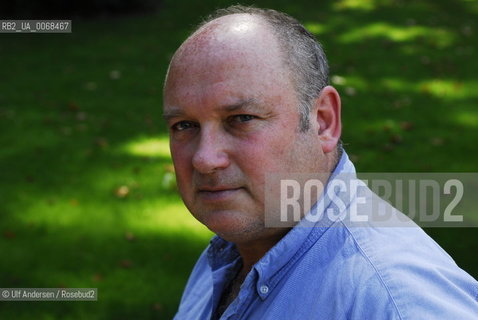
109, 70, 121, 80
76, 112, 87, 121
67, 102, 80, 112
383, 143, 394, 152
3, 230, 16, 239
399, 121, 414, 131
152, 303, 163, 311
119, 259, 133, 269
85, 82, 97, 91
61, 126, 72, 136
382, 123, 393, 132
92, 273, 103, 282
431, 137, 444, 146
76, 123, 88, 132
125, 231, 136, 241
115, 186, 130, 198
95, 137, 109, 149
345, 86, 356, 96
390, 134, 402, 144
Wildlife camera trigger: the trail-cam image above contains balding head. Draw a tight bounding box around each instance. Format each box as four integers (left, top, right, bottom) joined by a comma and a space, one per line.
165, 6, 331, 133
165, 14, 293, 111
173, 14, 276, 63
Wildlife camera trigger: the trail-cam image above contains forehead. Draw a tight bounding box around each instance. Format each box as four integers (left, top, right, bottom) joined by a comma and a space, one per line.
163, 14, 295, 109
175, 14, 277, 65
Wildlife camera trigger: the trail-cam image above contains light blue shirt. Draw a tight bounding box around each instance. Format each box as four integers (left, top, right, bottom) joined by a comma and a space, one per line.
174, 152, 478, 319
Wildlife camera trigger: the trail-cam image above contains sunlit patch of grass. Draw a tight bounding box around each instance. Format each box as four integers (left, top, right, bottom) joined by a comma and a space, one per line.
454, 111, 478, 127
123, 200, 212, 238
120, 136, 171, 159
339, 22, 456, 47
380, 77, 411, 91
332, 0, 391, 11
378, 78, 478, 100
304, 22, 327, 35
12, 182, 210, 238
331, 74, 368, 90
418, 80, 478, 99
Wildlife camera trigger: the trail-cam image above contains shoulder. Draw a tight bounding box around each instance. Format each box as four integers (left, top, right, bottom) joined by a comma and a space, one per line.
335, 197, 478, 319
175, 246, 213, 318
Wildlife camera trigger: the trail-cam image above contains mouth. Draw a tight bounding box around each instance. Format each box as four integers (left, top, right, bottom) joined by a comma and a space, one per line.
197, 187, 243, 202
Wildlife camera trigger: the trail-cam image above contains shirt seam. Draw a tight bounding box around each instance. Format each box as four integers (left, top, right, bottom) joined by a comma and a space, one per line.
340, 220, 405, 320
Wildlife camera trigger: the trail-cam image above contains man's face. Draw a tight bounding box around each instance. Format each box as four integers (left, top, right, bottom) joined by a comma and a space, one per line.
163, 15, 327, 244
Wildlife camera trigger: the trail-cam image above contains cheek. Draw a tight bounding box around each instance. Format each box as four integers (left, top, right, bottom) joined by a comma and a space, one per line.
170, 140, 193, 166
234, 135, 280, 181
242, 131, 295, 166
170, 145, 193, 190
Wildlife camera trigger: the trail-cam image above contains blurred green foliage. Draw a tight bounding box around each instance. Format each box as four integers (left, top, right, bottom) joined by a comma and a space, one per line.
0, 0, 477, 318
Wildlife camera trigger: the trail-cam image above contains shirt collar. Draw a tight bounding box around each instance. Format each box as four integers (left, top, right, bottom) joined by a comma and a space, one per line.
207, 236, 240, 272
253, 151, 357, 299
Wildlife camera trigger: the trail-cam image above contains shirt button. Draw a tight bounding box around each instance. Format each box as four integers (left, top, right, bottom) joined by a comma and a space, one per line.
260, 285, 269, 294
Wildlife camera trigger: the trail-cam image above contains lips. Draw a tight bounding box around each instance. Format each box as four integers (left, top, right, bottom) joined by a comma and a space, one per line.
196, 187, 243, 202
198, 186, 241, 192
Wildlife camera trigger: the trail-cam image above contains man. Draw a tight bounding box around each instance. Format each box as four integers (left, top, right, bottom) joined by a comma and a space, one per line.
163, 5, 478, 320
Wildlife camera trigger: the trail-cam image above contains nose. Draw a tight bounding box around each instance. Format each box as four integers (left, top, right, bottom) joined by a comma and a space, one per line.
192, 127, 230, 174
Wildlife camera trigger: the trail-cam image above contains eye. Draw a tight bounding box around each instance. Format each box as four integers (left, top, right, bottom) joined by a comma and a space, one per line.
171, 121, 198, 131
231, 114, 257, 123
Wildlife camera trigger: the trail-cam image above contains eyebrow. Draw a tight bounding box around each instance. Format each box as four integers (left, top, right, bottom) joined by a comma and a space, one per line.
162, 98, 259, 121
162, 107, 184, 121
223, 98, 259, 112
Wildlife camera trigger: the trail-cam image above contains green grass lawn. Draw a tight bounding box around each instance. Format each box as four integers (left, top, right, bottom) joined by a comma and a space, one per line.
1, 0, 477, 318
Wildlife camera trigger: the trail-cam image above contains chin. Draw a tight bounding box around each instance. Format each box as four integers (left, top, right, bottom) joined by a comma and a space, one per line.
199, 209, 263, 242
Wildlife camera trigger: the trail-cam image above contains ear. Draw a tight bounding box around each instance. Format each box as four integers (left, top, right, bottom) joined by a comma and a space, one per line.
313, 86, 342, 154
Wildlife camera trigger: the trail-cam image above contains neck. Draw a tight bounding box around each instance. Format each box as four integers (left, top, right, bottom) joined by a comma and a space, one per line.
235, 228, 290, 274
